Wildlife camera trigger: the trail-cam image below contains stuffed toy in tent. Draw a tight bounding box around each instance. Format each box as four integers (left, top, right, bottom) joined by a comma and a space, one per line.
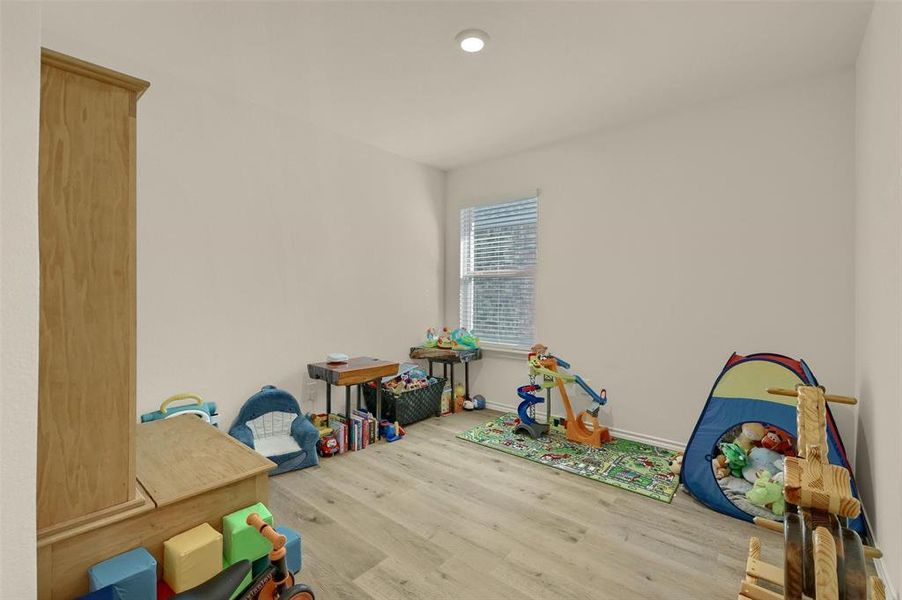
229, 385, 319, 475
683, 353, 866, 535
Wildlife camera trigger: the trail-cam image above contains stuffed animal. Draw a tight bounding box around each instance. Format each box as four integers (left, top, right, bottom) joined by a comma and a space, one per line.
735, 423, 766, 452
742, 446, 784, 483
761, 426, 796, 457
719, 442, 748, 478
669, 453, 684, 476
712, 455, 730, 479
745, 470, 786, 516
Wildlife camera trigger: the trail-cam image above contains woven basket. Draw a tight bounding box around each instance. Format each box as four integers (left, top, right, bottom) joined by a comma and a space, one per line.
363, 377, 446, 426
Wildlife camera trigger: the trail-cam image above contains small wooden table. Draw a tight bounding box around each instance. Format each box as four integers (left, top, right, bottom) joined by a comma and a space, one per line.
409, 347, 483, 413
307, 357, 399, 425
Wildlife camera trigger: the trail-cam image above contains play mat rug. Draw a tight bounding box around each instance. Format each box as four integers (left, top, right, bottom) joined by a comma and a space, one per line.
457, 413, 680, 503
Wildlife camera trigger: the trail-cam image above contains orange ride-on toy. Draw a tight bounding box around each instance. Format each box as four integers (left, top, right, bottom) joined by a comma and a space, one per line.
172, 513, 314, 600
528, 344, 612, 448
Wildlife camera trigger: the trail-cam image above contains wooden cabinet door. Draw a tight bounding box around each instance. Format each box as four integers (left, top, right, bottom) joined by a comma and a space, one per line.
37, 51, 147, 530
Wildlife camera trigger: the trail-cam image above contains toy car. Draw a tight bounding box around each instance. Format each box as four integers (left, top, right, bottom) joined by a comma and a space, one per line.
317, 432, 339, 457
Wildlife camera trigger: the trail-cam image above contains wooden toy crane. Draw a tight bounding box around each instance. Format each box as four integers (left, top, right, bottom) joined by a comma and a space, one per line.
736, 385, 885, 600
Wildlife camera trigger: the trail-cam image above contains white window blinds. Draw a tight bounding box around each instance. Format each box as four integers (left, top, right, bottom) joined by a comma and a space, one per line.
459, 196, 538, 348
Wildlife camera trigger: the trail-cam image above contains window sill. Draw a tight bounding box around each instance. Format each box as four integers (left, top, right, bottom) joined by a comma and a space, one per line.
480, 343, 531, 360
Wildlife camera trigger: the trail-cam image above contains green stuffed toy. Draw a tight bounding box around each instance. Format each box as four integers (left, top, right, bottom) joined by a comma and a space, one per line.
718, 442, 748, 478
745, 470, 785, 516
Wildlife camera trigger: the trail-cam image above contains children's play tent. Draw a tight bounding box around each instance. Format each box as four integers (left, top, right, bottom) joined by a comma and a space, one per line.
683, 352, 866, 534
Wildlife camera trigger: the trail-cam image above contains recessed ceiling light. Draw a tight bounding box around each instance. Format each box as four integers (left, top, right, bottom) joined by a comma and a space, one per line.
456, 29, 489, 53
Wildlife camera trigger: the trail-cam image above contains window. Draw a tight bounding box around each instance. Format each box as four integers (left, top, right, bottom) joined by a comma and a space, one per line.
460, 196, 538, 348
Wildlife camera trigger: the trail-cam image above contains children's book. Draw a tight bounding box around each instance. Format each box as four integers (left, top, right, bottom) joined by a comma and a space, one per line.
328, 414, 348, 454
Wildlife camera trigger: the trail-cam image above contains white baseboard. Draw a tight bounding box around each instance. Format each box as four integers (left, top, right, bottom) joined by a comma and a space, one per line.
859, 504, 899, 600
873, 554, 898, 600
481, 400, 685, 452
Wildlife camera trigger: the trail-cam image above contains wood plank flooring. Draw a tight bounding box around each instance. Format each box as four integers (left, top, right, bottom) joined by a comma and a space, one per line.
269, 410, 777, 599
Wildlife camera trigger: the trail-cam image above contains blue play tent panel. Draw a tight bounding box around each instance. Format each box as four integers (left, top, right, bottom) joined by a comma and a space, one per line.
683, 353, 866, 535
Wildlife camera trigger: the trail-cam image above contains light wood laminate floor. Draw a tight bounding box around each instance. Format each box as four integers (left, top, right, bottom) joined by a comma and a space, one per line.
270, 410, 774, 599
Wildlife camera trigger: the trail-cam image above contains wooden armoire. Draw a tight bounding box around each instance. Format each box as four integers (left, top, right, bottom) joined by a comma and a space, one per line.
37, 48, 149, 535
37, 50, 275, 600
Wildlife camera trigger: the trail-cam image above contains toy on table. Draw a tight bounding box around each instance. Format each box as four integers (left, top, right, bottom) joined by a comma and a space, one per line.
379, 420, 405, 442
424, 328, 438, 348
436, 327, 452, 349
450, 328, 479, 350
514, 343, 612, 447
140, 393, 218, 426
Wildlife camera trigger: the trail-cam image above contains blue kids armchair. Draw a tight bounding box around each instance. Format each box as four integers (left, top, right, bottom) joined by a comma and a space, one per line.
229, 386, 319, 475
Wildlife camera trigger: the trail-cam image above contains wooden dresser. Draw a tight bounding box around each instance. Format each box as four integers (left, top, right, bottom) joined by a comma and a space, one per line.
35, 49, 274, 599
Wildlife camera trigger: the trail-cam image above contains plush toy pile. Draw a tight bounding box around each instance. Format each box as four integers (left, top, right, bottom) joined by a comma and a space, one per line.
711, 422, 795, 519
382, 367, 440, 397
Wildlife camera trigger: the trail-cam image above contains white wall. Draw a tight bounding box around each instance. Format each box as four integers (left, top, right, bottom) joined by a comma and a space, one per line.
854, 1, 902, 593
40, 12, 445, 430
0, 2, 41, 597
446, 70, 857, 449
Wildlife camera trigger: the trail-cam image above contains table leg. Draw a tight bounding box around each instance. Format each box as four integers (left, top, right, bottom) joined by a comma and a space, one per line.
326, 384, 332, 415
450, 363, 455, 413
345, 386, 351, 418
443, 362, 447, 379
465, 361, 470, 399
429, 360, 433, 377
357, 385, 362, 410
375, 378, 383, 437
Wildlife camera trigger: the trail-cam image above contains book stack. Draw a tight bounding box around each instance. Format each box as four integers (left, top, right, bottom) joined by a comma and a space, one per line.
326, 410, 378, 454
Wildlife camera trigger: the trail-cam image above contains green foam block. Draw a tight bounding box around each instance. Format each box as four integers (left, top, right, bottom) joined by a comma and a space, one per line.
222, 556, 252, 600
222, 502, 274, 564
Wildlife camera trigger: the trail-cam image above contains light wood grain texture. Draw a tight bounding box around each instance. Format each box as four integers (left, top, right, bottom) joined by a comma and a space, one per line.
753, 517, 882, 559
41, 48, 150, 98
408, 346, 483, 363
307, 357, 399, 386
870, 576, 886, 600
37, 49, 147, 530
136, 416, 275, 507
738, 579, 784, 600
40, 420, 271, 598
37, 484, 150, 546
268, 410, 764, 600
766, 387, 858, 405
41, 474, 268, 599
813, 526, 839, 600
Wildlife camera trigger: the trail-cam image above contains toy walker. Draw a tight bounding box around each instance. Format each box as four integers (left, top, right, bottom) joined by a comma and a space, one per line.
515, 344, 612, 448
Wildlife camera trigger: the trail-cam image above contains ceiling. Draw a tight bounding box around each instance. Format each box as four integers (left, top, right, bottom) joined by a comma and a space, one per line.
41, 1, 873, 170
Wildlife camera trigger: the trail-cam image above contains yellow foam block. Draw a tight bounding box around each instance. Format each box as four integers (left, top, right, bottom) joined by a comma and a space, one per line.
163, 523, 223, 593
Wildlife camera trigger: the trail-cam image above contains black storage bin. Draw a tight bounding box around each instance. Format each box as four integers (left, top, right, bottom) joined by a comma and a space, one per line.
363, 376, 446, 426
